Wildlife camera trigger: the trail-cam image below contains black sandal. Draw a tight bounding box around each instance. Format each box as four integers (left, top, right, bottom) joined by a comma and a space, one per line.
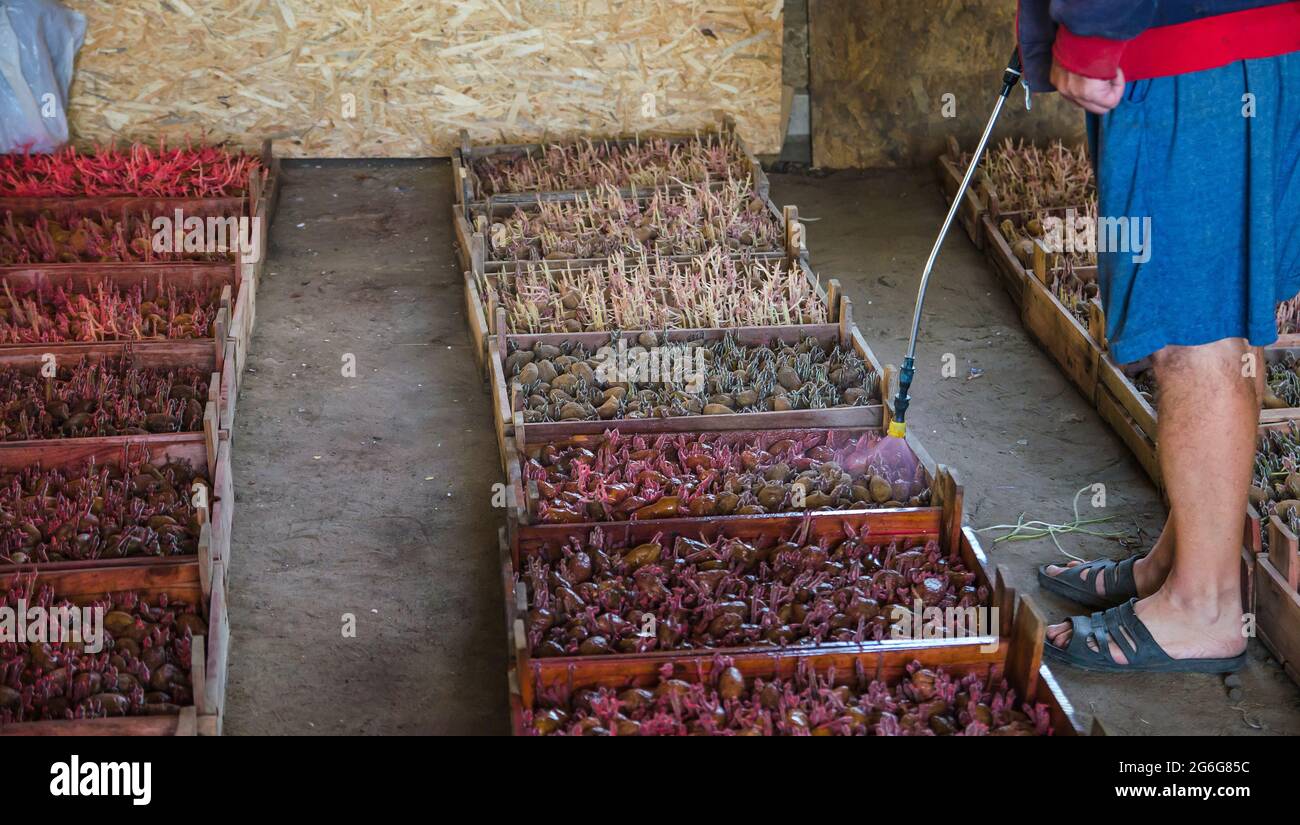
1037, 554, 1144, 610
1043, 599, 1246, 674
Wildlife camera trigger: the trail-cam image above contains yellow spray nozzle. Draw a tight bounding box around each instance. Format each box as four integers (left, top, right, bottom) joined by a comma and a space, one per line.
887, 420, 907, 438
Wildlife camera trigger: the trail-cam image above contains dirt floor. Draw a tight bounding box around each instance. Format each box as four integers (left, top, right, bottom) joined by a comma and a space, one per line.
225, 160, 1300, 736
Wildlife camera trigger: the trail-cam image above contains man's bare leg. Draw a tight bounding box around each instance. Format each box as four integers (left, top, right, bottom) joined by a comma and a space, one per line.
1047, 339, 1254, 661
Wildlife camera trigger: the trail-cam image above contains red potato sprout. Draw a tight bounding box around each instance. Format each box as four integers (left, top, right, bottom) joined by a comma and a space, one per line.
0, 358, 209, 442
521, 522, 987, 658
0, 454, 207, 565
526, 429, 929, 524
0, 142, 260, 198
526, 656, 1052, 736
0, 210, 229, 265
0, 577, 202, 725
0, 277, 220, 344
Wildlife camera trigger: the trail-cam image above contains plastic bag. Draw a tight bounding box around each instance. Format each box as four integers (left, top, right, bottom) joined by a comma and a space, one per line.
0, 0, 85, 154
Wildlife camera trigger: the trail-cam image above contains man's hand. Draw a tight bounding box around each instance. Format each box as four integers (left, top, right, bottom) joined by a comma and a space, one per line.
1051, 59, 1125, 114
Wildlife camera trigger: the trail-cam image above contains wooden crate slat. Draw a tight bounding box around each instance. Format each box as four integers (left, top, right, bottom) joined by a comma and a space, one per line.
1257, 515, 1300, 687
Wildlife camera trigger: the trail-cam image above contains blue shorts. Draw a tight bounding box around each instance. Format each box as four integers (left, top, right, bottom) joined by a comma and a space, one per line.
1087, 52, 1300, 364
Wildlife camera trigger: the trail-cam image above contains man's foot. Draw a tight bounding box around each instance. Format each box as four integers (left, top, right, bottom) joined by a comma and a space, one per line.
1042, 550, 1170, 602
1046, 586, 1245, 665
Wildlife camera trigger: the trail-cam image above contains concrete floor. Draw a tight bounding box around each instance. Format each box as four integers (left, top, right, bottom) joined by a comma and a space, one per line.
224, 160, 1300, 736
225, 159, 506, 734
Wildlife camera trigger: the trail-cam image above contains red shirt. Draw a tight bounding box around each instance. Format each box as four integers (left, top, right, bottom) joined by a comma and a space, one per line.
1053, 3, 1300, 80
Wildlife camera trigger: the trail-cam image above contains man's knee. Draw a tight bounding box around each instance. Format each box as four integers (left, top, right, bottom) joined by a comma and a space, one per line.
1151, 338, 1258, 397
1152, 338, 1248, 372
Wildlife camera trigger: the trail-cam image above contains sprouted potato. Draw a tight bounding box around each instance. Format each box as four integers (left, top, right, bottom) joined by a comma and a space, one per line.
525, 429, 929, 523
1252, 421, 1300, 552
997, 209, 1098, 325
492, 248, 826, 334
1131, 353, 1299, 411
964, 138, 1096, 213
470, 132, 753, 196
1277, 295, 1300, 335
507, 333, 879, 423
483, 180, 782, 262
526, 657, 1051, 736
0, 455, 207, 564
0, 358, 209, 441
0, 141, 259, 198
0, 580, 202, 724
0, 277, 221, 344
521, 526, 983, 657
0, 210, 227, 265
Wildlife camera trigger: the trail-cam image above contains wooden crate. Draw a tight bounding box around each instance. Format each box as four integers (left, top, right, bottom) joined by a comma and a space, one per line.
465, 255, 834, 378
506, 553, 1088, 736
503, 425, 963, 568
981, 209, 1103, 404
453, 114, 769, 206
1224, 441, 1300, 622
0, 261, 248, 397
933, 136, 987, 249
1021, 273, 1101, 403
0, 437, 233, 587
1, 344, 236, 458
980, 208, 1100, 315
1255, 515, 1300, 687
0, 271, 248, 425
494, 300, 889, 452
229, 141, 282, 381
503, 519, 1007, 710
0, 347, 229, 476
454, 194, 802, 282
0, 559, 230, 736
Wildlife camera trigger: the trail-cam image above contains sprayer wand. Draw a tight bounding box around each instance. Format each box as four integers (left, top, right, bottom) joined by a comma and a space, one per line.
889, 47, 1025, 438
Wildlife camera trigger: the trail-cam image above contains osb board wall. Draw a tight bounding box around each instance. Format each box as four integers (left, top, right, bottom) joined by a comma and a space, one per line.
809, 0, 1085, 168
64, 0, 785, 158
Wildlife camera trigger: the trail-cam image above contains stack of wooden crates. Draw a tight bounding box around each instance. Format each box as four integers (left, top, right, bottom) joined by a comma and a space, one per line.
456, 118, 1088, 735
0, 142, 280, 735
